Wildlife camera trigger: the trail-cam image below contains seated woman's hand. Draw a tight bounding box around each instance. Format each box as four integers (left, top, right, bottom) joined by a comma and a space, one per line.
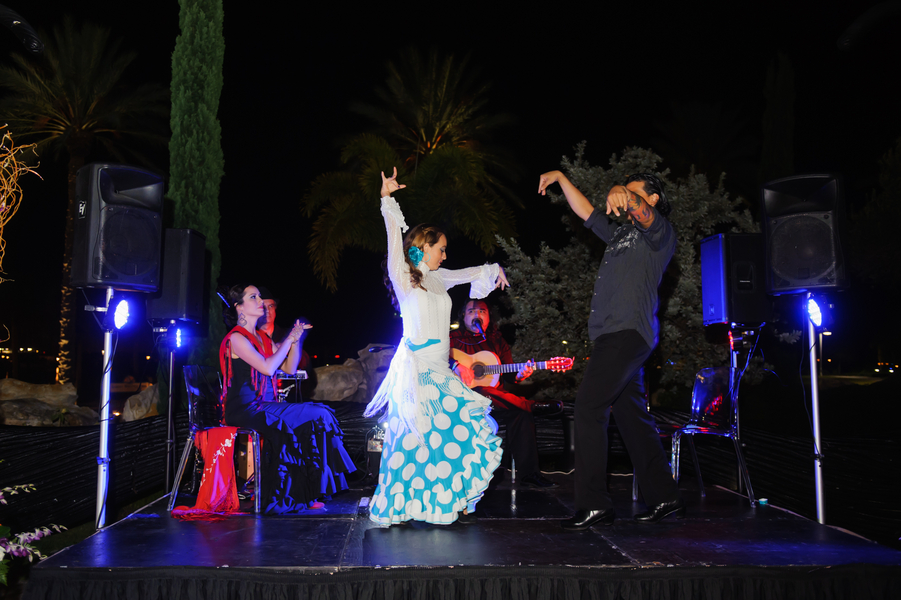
289, 320, 313, 344
380, 167, 406, 197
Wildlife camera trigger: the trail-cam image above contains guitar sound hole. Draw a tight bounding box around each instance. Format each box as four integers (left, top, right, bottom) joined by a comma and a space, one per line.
472, 364, 485, 378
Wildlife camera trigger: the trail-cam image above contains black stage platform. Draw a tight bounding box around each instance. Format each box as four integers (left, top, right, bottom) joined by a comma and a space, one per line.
23, 472, 901, 599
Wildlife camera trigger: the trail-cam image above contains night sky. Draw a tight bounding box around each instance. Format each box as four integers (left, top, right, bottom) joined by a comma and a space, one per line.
2, 1, 899, 386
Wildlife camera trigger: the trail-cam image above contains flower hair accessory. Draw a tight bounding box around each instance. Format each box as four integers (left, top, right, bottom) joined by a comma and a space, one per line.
407, 246, 423, 264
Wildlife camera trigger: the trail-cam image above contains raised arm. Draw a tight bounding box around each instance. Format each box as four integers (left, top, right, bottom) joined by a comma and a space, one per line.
538, 170, 595, 221
380, 167, 411, 298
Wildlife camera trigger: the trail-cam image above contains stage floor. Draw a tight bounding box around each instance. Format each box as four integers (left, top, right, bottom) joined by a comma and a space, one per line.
34, 471, 901, 571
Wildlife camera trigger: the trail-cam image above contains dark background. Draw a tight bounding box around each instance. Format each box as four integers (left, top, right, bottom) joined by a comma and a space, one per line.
2, 1, 899, 390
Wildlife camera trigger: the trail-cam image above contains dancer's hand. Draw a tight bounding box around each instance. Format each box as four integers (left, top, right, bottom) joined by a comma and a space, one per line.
538, 170, 563, 196
606, 185, 632, 218
380, 167, 406, 197
495, 267, 510, 290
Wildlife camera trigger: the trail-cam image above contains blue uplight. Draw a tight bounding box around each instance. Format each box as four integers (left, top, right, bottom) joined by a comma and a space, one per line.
807, 298, 822, 327
113, 300, 129, 329
176, 328, 182, 349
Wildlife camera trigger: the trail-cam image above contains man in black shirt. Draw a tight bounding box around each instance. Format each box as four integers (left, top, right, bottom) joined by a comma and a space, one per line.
538, 170, 683, 529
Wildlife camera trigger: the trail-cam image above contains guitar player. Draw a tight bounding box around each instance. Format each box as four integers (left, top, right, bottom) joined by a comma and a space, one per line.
449, 300, 563, 488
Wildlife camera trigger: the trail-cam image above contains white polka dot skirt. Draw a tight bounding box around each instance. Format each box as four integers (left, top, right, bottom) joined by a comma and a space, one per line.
368, 367, 503, 526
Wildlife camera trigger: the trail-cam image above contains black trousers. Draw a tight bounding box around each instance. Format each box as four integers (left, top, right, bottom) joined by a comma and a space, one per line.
475, 386, 539, 476
574, 329, 679, 510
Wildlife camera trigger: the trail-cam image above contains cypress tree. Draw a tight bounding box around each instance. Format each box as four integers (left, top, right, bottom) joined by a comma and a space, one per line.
169, 0, 225, 364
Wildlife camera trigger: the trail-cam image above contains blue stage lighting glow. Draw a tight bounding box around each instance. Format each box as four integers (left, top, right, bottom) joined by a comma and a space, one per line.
807, 298, 823, 327
113, 300, 129, 329
176, 328, 182, 349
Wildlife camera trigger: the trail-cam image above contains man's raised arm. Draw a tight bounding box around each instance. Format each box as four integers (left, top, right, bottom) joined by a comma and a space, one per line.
538, 170, 595, 221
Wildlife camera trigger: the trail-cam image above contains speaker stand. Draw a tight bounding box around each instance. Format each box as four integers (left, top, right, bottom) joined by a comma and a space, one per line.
728, 328, 745, 495
807, 293, 826, 524
94, 288, 114, 529
153, 322, 178, 493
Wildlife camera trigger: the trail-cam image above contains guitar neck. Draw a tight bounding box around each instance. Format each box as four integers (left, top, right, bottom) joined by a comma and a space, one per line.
481, 361, 548, 376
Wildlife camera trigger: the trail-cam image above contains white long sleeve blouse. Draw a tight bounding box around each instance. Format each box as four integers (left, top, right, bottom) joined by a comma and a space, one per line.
381, 196, 499, 343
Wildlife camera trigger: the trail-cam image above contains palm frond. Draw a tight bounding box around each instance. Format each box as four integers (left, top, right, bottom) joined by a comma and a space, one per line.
301, 171, 361, 216
307, 193, 385, 291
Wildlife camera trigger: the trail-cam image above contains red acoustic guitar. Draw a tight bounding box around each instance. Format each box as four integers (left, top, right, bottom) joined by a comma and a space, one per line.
450, 348, 574, 389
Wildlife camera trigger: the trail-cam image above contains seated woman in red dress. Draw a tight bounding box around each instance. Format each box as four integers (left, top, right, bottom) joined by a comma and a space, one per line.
220, 284, 355, 513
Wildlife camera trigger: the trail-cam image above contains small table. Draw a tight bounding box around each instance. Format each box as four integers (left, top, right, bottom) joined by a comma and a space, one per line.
274, 370, 308, 402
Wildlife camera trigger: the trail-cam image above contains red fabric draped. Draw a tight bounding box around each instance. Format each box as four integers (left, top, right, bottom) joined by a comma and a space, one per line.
171, 427, 243, 521
219, 326, 277, 407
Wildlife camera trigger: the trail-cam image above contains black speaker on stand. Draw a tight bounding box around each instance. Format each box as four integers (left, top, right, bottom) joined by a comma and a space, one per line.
71, 164, 164, 291
760, 173, 846, 525
761, 174, 848, 295
147, 228, 207, 324
146, 228, 207, 494
700, 233, 771, 327
70, 163, 165, 529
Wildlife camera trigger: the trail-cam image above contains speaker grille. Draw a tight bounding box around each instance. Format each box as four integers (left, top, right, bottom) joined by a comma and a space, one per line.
769, 212, 836, 286
94, 206, 161, 285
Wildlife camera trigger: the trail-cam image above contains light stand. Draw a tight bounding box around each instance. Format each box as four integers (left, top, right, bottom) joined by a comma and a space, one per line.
85, 288, 116, 530
153, 321, 180, 493
727, 326, 758, 502
806, 293, 826, 524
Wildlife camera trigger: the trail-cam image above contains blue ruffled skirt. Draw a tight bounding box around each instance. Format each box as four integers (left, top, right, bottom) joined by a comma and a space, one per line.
367, 338, 503, 525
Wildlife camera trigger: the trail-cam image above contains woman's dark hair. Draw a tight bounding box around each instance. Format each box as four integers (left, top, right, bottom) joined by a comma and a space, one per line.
383, 223, 446, 310
222, 283, 252, 328
625, 173, 671, 218
381, 257, 400, 313
404, 223, 445, 290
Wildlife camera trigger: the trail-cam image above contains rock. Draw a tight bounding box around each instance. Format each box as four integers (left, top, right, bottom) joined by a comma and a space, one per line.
310, 361, 365, 402
0, 399, 98, 426
357, 343, 395, 394
309, 343, 397, 403
121, 385, 160, 422
0, 379, 78, 406
0, 378, 98, 426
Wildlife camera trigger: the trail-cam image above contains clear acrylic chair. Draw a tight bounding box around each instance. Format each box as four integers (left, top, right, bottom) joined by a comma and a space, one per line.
167, 365, 262, 513
671, 366, 755, 506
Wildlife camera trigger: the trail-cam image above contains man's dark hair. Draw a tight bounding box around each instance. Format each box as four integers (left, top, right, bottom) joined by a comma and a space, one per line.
257, 286, 279, 306
456, 299, 496, 332
625, 173, 671, 218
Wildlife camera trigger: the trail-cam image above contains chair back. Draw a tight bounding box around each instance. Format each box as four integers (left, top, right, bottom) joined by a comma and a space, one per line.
689, 367, 739, 430
183, 365, 224, 431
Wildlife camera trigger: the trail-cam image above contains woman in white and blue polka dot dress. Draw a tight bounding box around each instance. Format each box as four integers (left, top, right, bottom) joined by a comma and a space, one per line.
364, 168, 508, 526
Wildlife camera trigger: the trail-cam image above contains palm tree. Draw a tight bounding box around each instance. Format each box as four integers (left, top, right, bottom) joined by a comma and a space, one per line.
305, 48, 521, 291
351, 48, 517, 183
0, 17, 169, 383
303, 134, 517, 292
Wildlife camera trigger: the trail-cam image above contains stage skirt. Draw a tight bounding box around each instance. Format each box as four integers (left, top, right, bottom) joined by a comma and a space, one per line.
368, 338, 502, 526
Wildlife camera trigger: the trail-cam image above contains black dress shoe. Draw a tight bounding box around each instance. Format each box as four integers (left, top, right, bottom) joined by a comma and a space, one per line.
561, 509, 615, 530
634, 498, 686, 523
519, 472, 558, 488
531, 400, 564, 418
456, 511, 477, 524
